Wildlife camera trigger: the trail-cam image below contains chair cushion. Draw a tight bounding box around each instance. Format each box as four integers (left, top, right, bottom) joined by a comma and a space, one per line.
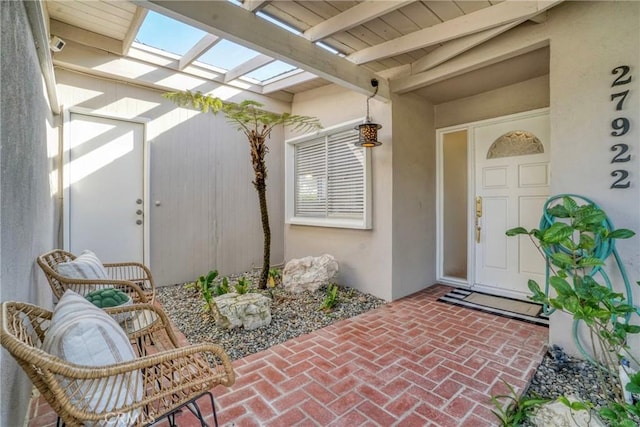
42, 290, 143, 426
56, 250, 109, 280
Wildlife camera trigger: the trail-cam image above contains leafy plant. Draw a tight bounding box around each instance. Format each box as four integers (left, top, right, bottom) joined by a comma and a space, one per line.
214, 276, 230, 296
268, 268, 281, 288
164, 91, 321, 289
506, 195, 639, 423
320, 284, 339, 311
234, 277, 251, 295
192, 270, 219, 312
491, 380, 550, 426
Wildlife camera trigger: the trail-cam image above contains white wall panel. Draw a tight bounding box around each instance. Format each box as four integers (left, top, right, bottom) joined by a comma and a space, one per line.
56, 70, 286, 285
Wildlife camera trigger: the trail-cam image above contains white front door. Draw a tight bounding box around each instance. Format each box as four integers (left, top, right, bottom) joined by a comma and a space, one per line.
66, 113, 145, 263
473, 111, 550, 298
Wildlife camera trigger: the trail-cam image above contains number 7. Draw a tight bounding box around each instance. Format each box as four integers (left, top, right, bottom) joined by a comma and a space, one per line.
611, 90, 629, 111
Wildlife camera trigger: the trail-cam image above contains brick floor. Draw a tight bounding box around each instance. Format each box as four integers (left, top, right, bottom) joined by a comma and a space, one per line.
27, 285, 548, 427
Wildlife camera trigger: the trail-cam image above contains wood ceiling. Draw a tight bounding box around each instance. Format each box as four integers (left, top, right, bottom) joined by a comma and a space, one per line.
45, 0, 559, 102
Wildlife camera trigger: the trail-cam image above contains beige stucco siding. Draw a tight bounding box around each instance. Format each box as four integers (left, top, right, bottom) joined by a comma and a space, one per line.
286, 84, 394, 300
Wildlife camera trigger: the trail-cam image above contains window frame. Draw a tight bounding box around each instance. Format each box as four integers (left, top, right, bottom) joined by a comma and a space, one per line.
285, 118, 372, 229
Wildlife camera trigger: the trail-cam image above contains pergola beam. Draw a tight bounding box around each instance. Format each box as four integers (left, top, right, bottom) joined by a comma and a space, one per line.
49, 19, 123, 55
178, 33, 221, 70
243, 0, 269, 12
303, 0, 414, 42
136, 0, 390, 100
224, 54, 275, 83
122, 7, 148, 56
390, 23, 550, 93
347, 0, 562, 65
262, 71, 317, 94
411, 20, 525, 74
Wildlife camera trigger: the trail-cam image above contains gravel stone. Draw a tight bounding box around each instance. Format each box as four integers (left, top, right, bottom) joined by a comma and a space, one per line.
157, 270, 386, 361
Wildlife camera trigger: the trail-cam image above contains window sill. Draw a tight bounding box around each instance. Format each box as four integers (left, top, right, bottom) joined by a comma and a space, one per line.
286, 217, 371, 230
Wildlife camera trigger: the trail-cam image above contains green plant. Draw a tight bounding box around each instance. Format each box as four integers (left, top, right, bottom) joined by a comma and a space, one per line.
490, 380, 550, 426
268, 268, 281, 288
234, 277, 251, 295
85, 288, 130, 308
214, 276, 230, 297
191, 270, 219, 312
320, 284, 339, 311
506, 195, 639, 424
164, 91, 321, 289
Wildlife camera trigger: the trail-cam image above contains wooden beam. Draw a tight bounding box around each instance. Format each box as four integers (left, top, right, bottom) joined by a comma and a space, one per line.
135, 0, 390, 100
390, 22, 549, 93
262, 71, 317, 93
411, 20, 525, 74
347, 0, 562, 65
49, 19, 123, 55
303, 0, 414, 42
224, 54, 275, 82
122, 6, 148, 56
178, 33, 221, 70
54, 40, 294, 105
243, 0, 268, 12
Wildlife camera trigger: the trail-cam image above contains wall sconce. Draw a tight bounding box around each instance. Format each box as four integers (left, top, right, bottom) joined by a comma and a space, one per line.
355, 79, 382, 148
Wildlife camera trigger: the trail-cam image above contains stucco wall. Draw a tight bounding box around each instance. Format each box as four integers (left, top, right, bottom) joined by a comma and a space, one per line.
435, 75, 549, 129
391, 93, 436, 299
546, 1, 640, 355
286, 84, 394, 300
56, 70, 288, 285
1, 2, 59, 425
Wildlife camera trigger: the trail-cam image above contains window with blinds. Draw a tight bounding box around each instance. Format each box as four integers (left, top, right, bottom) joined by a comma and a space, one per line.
286, 120, 372, 229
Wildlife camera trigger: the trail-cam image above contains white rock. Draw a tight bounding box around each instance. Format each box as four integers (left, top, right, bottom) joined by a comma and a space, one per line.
212, 293, 272, 330
530, 396, 605, 427
283, 254, 339, 293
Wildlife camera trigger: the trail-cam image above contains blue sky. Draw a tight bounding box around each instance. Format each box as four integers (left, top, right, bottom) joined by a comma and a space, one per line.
135, 11, 299, 82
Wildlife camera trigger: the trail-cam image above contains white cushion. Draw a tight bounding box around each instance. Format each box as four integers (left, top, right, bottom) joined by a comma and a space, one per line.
56, 250, 109, 280
42, 290, 143, 426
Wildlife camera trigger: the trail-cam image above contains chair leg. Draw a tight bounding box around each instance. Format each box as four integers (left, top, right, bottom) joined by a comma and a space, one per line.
184, 391, 217, 427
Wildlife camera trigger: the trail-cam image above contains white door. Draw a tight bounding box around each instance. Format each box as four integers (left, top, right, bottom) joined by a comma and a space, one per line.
67, 113, 145, 263
473, 111, 550, 298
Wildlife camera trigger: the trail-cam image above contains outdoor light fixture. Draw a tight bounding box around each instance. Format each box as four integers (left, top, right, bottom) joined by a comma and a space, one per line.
355, 79, 382, 148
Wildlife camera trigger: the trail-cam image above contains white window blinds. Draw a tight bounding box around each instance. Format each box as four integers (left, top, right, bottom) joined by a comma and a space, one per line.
290, 124, 370, 228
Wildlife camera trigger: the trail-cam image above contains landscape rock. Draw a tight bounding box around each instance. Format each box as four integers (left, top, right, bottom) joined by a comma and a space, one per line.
530, 396, 605, 427
212, 293, 272, 330
283, 254, 339, 293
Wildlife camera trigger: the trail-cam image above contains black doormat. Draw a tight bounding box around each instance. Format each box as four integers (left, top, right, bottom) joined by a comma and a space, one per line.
437, 288, 549, 327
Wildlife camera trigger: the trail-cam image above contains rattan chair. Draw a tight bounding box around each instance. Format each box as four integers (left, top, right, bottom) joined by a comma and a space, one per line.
37, 249, 156, 304
1, 301, 235, 427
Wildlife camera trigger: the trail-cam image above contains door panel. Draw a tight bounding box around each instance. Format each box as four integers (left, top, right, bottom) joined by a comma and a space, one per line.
67, 113, 144, 263
474, 111, 550, 297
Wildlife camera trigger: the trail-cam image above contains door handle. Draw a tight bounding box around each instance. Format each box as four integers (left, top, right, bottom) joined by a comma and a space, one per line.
475, 196, 482, 243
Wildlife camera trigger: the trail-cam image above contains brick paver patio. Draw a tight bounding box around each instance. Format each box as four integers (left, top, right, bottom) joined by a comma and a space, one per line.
28, 285, 548, 426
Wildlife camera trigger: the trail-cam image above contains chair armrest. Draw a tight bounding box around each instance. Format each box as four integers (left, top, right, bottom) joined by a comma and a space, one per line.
104, 303, 182, 351
48, 343, 235, 426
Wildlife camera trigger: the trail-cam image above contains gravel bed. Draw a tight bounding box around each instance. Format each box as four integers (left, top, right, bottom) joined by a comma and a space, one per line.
156, 270, 386, 361
521, 345, 639, 426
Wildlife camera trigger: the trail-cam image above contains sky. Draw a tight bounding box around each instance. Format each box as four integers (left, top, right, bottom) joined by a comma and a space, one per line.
135, 10, 299, 82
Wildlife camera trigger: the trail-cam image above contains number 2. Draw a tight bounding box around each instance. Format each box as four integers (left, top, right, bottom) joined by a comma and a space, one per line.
610, 170, 630, 189
611, 144, 631, 163
612, 66, 632, 86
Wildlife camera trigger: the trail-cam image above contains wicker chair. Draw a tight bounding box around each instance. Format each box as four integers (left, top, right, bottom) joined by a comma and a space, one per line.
37, 249, 156, 304
1, 301, 235, 427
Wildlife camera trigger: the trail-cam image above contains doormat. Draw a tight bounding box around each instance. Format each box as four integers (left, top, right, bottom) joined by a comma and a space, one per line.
437, 288, 549, 327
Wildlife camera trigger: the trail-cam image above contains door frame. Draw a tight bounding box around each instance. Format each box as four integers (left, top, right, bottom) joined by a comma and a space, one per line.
62, 107, 151, 266
436, 107, 550, 298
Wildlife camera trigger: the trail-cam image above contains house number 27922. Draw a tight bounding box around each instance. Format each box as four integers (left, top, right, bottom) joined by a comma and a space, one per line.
610, 65, 632, 189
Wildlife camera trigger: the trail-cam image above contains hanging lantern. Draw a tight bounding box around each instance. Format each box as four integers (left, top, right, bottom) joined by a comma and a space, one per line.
355, 79, 382, 148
